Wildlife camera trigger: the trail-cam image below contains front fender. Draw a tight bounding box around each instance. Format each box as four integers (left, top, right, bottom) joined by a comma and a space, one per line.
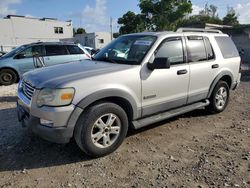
0, 59, 21, 78
76, 89, 140, 120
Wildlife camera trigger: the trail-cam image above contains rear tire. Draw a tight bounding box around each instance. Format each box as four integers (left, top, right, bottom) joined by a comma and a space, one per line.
207, 81, 230, 113
0, 69, 18, 86
74, 102, 128, 157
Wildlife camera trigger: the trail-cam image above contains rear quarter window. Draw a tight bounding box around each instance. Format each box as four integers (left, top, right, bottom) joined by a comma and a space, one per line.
66, 45, 85, 55
215, 36, 239, 59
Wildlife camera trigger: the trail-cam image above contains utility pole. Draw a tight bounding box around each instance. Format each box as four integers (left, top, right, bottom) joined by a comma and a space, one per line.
110, 17, 113, 41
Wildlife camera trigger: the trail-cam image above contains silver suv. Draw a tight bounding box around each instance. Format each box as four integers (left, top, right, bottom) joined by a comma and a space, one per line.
17, 28, 241, 157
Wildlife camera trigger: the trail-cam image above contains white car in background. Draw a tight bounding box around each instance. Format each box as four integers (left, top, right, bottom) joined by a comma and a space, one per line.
81, 46, 99, 57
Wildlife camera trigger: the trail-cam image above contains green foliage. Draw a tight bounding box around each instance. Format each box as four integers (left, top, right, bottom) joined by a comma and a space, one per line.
76, 28, 86, 34
117, 0, 192, 34
113, 32, 120, 39
223, 7, 239, 26
178, 15, 222, 28
199, 4, 218, 18
139, 0, 192, 31
178, 4, 223, 29
73, 27, 86, 36
118, 11, 146, 34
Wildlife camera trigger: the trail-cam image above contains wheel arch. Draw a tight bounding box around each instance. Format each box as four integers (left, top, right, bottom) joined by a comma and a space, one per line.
207, 71, 233, 98
76, 89, 140, 121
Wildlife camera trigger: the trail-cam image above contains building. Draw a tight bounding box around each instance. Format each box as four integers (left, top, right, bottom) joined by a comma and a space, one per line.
0, 15, 73, 52
73, 32, 112, 49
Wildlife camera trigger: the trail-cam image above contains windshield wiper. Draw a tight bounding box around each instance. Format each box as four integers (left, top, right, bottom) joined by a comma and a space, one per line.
104, 57, 118, 64
95, 56, 118, 64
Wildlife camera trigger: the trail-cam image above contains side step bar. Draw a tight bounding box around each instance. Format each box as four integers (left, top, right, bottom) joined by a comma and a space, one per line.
132, 100, 210, 129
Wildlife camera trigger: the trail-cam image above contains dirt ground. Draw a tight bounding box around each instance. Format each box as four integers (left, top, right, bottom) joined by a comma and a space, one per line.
0, 71, 249, 188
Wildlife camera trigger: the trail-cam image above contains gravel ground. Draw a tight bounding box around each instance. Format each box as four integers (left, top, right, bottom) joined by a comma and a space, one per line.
0, 72, 249, 188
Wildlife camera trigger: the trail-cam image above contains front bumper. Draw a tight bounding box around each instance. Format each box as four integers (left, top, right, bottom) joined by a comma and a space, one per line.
17, 92, 82, 144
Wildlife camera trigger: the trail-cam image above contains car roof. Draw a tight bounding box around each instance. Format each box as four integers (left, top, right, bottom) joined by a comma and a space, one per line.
122, 30, 228, 38
26, 42, 79, 46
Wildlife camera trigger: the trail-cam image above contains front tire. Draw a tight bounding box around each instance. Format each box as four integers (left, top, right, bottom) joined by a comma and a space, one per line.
0, 69, 18, 85
74, 102, 128, 157
207, 81, 230, 113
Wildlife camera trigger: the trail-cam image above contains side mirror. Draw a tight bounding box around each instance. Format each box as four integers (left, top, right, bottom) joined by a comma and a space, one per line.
147, 57, 170, 70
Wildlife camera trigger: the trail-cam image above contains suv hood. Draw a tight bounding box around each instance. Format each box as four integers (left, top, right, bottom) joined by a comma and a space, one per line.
23, 60, 133, 88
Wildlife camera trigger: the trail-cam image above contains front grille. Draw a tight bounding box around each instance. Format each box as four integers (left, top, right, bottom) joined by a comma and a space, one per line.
22, 81, 35, 100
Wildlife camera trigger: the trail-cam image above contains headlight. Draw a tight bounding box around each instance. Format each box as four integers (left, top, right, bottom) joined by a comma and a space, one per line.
37, 88, 75, 107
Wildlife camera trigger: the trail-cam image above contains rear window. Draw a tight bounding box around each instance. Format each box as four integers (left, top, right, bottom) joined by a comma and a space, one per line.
215, 36, 239, 59
45, 45, 68, 56
66, 45, 85, 55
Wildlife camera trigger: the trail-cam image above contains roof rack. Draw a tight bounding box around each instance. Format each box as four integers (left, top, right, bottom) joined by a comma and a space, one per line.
177, 28, 223, 34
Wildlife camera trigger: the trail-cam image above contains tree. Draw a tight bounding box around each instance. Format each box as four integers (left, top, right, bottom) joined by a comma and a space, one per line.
199, 4, 218, 18
223, 7, 239, 26
139, 0, 192, 31
76, 28, 86, 34
113, 32, 120, 39
73, 27, 86, 36
117, 0, 192, 34
178, 4, 222, 28
118, 11, 146, 34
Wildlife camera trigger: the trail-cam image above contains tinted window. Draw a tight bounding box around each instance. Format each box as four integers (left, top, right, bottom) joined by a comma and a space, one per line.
45, 45, 68, 56
66, 45, 84, 55
32, 45, 44, 56
215, 36, 239, 58
18, 47, 33, 58
16, 45, 44, 59
204, 37, 215, 60
155, 38, 184, 65
187, 36, 207, 62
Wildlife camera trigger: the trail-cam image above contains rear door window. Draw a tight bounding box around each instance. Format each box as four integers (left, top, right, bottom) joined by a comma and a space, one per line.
187, 36, 207, 62
45, 45, 68, 56
215, 36, 239, 58
32, 45, 44, 56
66, 45, 85, 54
204, 37, 215, 60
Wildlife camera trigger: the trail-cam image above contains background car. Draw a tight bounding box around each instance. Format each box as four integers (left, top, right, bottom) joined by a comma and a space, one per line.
0, 42, 91, 85
82, 45, 99, 56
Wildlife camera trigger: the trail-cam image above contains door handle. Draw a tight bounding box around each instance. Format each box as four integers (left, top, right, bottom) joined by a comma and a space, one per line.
212, 64, 219, 69
177, 69, 188, 75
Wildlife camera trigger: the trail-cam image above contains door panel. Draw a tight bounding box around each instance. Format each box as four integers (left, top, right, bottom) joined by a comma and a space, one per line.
185, 35, 218, 104
141, 37, 190, 117
142, 65, 189, 116
16, 45, 43, 74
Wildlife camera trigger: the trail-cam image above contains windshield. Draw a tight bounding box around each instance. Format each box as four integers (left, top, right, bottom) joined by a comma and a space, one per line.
94, 35, 157, 65
1, 45, 27, 58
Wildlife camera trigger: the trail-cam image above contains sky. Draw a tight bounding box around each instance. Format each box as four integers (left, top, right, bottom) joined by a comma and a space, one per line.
0, 0, 250, 32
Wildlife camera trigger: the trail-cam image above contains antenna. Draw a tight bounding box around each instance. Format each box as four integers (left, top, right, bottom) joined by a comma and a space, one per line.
110, 17, 113, 41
